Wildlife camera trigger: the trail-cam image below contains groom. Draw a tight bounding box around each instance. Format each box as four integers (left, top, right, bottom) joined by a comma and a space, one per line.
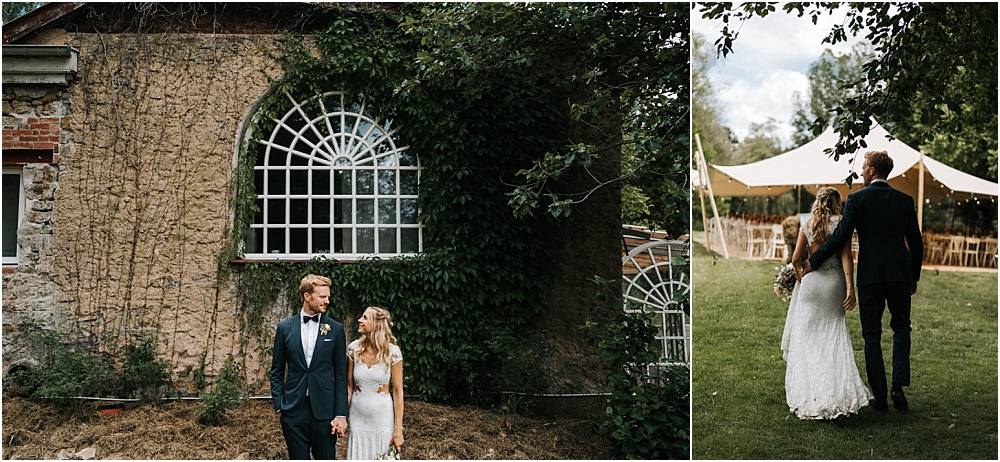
270, 274, 349, 459
803, 150, 923, 412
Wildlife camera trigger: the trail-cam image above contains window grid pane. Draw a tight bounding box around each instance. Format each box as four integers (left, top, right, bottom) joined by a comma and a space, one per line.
248, 91, 421, 260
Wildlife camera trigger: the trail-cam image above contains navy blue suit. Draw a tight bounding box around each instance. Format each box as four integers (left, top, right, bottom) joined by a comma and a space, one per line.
270, 313, 349, 459
809, 180, 923, 403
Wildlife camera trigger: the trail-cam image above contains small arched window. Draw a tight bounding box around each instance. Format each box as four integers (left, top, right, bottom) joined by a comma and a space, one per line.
245, 91, 421, 260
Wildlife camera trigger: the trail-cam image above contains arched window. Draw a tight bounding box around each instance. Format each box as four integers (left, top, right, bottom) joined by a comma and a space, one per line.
245, 91, 421, 260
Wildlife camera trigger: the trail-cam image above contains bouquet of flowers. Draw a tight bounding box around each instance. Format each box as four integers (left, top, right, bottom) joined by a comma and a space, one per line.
373, 445, 400, 460
773, 264, 796, 302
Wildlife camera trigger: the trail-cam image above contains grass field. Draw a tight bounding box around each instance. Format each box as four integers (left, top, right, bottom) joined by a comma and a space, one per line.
691, 242, 998, 460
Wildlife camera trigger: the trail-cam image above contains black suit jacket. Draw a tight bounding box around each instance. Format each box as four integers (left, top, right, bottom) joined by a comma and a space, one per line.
809, 181, 923, 286
269, 313, 349, 420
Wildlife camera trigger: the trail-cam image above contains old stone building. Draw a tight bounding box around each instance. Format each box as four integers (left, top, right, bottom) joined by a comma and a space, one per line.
2, 2, 624, 399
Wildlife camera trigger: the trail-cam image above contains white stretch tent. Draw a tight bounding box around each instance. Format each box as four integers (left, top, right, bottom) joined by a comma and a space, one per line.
702, 122, 998, 204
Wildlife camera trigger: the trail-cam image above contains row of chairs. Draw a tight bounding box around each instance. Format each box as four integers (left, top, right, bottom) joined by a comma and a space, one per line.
710, 219, 997, 269
925, 234, 998, 268
708, 219, 787, 260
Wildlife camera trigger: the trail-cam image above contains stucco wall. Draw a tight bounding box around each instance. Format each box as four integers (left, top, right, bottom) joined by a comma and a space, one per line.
3, 28, 291, 393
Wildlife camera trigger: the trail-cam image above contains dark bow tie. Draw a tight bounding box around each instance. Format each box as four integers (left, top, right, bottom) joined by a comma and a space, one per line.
303, 315, 319, 323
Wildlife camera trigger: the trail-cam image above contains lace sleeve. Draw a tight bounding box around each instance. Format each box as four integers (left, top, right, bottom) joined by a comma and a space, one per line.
347, 339, 358, 362
389, 344, 403, 365
828, 216, 841, 236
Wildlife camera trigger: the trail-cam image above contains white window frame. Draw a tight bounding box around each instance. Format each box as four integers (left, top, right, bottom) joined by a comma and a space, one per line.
245, 91, 422, 260
2, 167, 26, 266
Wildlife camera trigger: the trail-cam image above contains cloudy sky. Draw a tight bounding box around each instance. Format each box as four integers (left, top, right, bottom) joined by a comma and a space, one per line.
692, 7, 864, 146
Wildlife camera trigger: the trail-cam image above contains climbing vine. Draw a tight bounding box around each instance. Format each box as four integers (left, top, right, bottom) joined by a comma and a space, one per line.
224, 4, 567, 403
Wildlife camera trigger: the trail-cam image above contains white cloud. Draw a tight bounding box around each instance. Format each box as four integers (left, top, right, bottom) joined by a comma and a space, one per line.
693, 5, 864, 145
716, 69, 809, 144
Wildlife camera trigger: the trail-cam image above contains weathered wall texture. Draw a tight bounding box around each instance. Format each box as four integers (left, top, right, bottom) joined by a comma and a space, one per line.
2, 81, 73, 368
3, 28, 290, 392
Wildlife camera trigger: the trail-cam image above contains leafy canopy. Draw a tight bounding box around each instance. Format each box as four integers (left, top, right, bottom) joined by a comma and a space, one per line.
1, 2, 41, 23
404, 3, 690, 233
699, 2, 998, 185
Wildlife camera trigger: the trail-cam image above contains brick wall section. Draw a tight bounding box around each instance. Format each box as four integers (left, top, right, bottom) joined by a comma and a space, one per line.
2, 82, 68, 369
2, 117, 61, 153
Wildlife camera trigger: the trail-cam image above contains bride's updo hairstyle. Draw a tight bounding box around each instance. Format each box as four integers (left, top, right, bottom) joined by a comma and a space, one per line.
356, 306, 398, 366
810, 187, 843, 244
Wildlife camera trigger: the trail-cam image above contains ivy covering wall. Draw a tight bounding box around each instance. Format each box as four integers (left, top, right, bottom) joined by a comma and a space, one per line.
227, 5, 571, 404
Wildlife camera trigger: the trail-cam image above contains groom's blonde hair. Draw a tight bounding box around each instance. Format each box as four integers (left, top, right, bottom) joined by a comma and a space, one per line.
298, 274, 331, 295
865, 150, 894, 178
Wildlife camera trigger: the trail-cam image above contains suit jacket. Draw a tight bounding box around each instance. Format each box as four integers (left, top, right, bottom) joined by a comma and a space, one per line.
809, 181, 923, 286
270, 313, 349, 420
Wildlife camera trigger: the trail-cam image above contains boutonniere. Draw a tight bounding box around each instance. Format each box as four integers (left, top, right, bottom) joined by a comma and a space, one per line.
320, 323, 331, 336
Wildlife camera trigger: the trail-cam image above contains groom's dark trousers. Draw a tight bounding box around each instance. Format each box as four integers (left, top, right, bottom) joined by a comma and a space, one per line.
809, 180, 922, 403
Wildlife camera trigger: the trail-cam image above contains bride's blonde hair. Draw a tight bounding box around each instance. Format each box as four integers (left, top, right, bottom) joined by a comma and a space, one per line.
810, 187, 843, 244
355, 306, 397, 366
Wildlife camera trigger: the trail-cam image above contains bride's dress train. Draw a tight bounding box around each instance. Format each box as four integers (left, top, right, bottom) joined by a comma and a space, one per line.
781, 217, 873, 420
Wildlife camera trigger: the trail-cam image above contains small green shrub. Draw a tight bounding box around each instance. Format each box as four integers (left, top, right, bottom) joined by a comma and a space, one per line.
193, 354, 208, 390
588, 277, 690, 459
2, 320, 114, 402
197, 355, 244, 425
121, 336, 171, 401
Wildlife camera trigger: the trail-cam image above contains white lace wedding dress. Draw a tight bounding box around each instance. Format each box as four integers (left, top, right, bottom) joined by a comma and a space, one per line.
781, 216, 873, 420
346, 340, 402, 460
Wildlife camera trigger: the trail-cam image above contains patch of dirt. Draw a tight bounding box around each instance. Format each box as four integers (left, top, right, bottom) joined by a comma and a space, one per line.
1, 394, 613, 460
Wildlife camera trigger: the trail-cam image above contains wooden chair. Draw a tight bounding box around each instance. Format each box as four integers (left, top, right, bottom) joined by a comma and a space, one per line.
767, 224, 787, 260
728, 218, 746, 252
746, 226, 768, 258
943, 235, 965, 266
963, 237, 982, 267
924, 233, 946, 265
982, 237, 998, 268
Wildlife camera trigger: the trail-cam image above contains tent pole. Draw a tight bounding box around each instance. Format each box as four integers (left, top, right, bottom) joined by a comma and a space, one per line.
698, 179, 712, 253
797, 185, 801, 214
695, 134, 729, 258
917, 151, 925, 232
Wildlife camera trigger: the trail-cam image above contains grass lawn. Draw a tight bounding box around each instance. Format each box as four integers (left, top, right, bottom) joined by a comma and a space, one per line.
691, 242, 998, 460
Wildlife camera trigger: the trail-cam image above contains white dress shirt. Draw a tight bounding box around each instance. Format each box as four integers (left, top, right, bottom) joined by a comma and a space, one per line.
300, 311, 320, 367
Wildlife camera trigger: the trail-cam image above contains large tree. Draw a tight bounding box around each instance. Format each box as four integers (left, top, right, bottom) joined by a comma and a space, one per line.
692, 32, 736, 166
699, 2, 998, 186
405, 3, 690, 233
790, 43, 873, 147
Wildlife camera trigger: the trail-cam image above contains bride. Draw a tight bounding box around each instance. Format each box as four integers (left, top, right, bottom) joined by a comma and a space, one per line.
342, 307, 404, 459
782, 187, 873, 420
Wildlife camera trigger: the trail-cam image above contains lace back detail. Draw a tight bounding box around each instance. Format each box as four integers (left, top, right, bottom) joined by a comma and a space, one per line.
803, 215, 841, 246
803, 216, 842, 271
